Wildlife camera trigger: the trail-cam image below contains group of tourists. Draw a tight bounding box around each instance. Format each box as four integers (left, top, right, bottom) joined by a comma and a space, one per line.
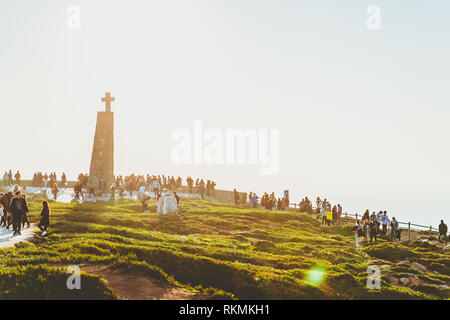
0, 188, 50, 236
2, 170, 448, 246
246, 192, 290, 211
111, 174, 215, 197
352, 210, 391, 245
261, 192, 289, 211
317, 197, 343, 226
70, 174, 217, 203
2, 170, 21, 186
30, 172, 67, 188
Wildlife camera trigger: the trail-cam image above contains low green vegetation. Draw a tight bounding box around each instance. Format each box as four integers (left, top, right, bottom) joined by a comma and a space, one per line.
1, 198, 448, 299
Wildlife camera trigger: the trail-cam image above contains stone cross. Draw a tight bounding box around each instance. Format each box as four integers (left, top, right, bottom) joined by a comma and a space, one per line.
101, 92, 115, 112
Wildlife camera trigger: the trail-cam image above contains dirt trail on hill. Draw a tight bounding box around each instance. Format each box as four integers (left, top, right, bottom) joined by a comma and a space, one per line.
79, 264, 211, 300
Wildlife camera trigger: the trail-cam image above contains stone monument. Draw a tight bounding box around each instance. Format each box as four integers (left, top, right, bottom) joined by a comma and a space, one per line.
88, 92, 116, 189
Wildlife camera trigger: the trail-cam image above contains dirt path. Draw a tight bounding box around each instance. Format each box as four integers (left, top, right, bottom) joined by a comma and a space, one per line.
79, 264, 211, 300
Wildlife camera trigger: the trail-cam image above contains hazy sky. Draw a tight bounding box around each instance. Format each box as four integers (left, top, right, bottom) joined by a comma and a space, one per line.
1, 0, 449, 226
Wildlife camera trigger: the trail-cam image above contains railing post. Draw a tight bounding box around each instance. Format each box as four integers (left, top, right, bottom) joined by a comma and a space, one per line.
408, 222, 411, 241
429, 226, 432, 237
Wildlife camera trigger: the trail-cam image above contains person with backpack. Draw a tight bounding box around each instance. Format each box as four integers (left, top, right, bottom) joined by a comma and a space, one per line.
438, 220, 447, 244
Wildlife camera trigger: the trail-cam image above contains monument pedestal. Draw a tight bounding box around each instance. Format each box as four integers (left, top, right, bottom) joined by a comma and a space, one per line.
89, 93, 115, 189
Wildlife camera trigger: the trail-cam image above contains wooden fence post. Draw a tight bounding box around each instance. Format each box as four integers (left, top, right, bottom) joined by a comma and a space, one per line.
408, 222, 411, 241
429, 226, 432, 237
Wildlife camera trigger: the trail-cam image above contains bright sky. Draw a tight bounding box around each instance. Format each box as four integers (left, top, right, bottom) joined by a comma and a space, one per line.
1, 0, 449, 226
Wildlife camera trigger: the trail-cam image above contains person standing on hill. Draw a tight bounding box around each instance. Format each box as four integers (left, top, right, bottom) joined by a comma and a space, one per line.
332, 205, 337, 225
233, 189, 240, 205
110, 184, 116, 201
438, 220, 447, 244
252, 193, 259, 208
7, 170, 12, 186
198, 180, 205, 199
369, 217, 378, 243
336, 204, 342, 224
321, 204, 327, 226
43, 173, 49, 187
14, 171, 21, 186
10, 191, 28, 236
61, 172, 67, 188
52, 183, 59, 201
174, 192, 180, 206
74, 181, 84, 201
316, 197, 321, 213
381, 211, 389, 235
187, 177, 194, 194
21, 194, 30, 229
391, 217, 399, 241
38, 201, 50, 236
376, 211, 382, 234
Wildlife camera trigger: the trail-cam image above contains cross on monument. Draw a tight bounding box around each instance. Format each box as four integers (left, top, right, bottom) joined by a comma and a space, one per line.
101, 92, 115, 112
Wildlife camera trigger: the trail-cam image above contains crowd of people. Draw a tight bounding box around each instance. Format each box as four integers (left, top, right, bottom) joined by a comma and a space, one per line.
30, 172, 67, 188
0, 186, 50, 236
238, 192, 449, 246
352, 210, 395, 245
109, 175, 217, 200
246, 192, 290, 211
2, 170, 21, 186
1, 170, 447, 245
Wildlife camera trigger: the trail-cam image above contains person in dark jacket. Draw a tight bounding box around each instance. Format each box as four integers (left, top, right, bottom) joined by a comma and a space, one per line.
38, 201, 50, 236
9, 191, 28, 236
369, 218, 378, 243
438, 220, 447, 244
21, 194, 30, 229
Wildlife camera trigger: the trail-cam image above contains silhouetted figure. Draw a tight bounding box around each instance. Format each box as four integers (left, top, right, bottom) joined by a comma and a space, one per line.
233, 189, 240, 205
38, 201, 50, 236
438, 220, 448, 244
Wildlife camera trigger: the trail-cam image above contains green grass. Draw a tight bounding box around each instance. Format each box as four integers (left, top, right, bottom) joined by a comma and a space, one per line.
1, 198, 448, 300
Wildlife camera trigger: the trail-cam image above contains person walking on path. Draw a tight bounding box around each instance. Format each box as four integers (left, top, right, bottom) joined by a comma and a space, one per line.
21, 194, 30, 229
38, 201, 50, 236
438, 220, 447, 244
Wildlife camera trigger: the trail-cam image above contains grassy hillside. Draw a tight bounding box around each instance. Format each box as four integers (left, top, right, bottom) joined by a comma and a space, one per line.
1, 198, 448, 300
